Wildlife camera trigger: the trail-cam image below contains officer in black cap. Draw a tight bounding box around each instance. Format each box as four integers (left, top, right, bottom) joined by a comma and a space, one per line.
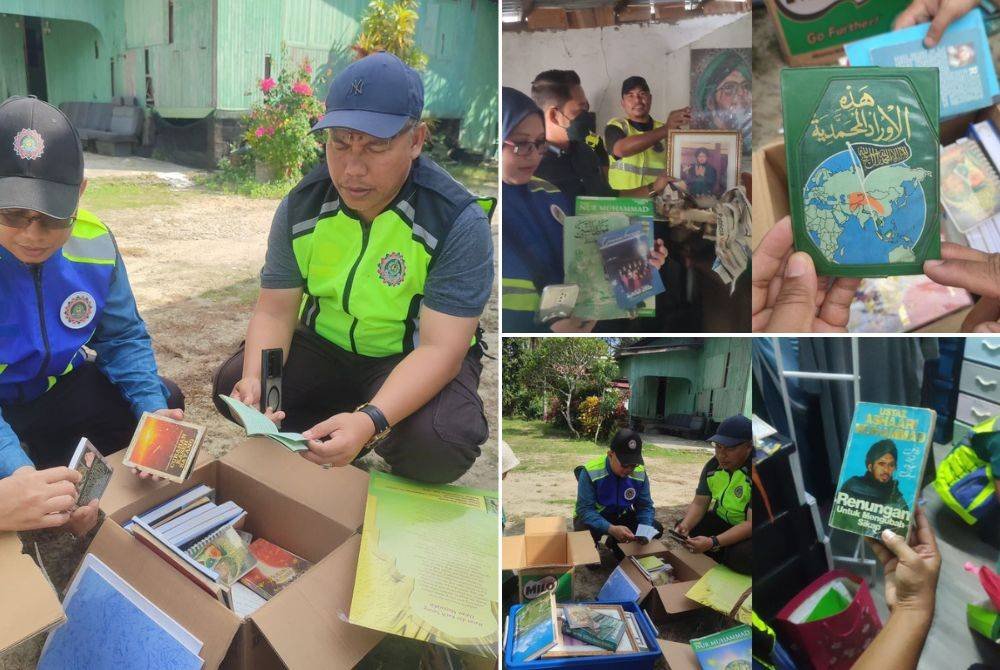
573, 428, 664, 560
0, 96, 183, 535
675, 415, 752, 574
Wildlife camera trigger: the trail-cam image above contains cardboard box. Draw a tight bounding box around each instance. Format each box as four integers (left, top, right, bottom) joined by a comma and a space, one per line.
0, 532, 64, 654
752, 103, 1000, 330
658, 639, 699, 670
502, 516, 600, 602
1, 438, 385, 669
616, 540, 717, 619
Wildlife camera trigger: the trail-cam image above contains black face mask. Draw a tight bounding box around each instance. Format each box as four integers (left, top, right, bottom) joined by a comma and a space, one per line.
565, 110, 597, 143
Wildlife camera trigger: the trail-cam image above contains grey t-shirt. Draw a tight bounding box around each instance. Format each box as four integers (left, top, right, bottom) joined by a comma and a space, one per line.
261, 196, 494, 318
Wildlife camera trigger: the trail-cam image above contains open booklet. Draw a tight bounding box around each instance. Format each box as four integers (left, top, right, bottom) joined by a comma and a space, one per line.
217, 395, 309, 452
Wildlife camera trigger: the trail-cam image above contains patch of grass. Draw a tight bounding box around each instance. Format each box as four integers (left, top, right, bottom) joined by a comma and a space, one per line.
197, 277, 260, 304
504, 419, 707, 474
196, 158, 298, 199
80, 179, 182, 211
445, 163, 496, 195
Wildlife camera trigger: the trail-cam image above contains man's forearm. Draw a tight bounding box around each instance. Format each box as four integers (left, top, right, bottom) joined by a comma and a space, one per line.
612, 125, 669, 159
717, 519, 750, 547
852, 608, 932, 670
369, 343, 465, 426
681, 500, 708, 529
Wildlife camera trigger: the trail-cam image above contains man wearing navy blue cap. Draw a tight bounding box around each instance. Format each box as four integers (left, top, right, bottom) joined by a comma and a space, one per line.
675, 414, 752, 574
213, 53, 495, 485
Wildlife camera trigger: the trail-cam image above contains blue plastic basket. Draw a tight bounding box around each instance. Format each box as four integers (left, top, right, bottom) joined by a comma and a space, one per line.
504, 600, 662, 669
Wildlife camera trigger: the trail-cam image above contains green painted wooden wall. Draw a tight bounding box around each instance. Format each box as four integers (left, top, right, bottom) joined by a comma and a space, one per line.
619, 339, 750, 423
0, 0, 497, 151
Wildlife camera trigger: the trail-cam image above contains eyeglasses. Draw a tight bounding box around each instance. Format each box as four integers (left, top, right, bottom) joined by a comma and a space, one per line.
716, 82, 751, 97
0, 209, 76, 231
503, 139, 548, 156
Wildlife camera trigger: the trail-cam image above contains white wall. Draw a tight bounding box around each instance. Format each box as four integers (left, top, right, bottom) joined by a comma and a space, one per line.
503, 13, 751, 131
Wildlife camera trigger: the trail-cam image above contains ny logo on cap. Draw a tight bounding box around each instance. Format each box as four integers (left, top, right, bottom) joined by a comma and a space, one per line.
350, 79, 365, 96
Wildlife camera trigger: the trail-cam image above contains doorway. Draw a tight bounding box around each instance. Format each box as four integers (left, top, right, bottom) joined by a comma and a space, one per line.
23, 16, 47, 101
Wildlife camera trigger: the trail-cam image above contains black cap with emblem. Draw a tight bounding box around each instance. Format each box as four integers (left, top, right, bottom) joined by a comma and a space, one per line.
0, 96, 84, 219
610, 428, 643, 467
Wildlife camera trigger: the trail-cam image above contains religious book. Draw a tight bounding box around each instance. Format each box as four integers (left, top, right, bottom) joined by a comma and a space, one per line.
187, 525, 257, 587
510, 592, 559, 663
68, 438, 112, 506
239, 539, 312, 600
940, 138, 1000, 233
690, 624, 751, 670
218, 394, 309, 453
122, 413, 205, 483
561, 607, 627, 651
847, 275, 973, 332
597, 225, 665, 310
844, 8, 999, 119
781, 67, 940, 277
829, 402, 936, 539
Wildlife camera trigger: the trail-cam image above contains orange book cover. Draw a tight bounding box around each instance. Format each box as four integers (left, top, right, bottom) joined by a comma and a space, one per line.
122, 412, 205, 483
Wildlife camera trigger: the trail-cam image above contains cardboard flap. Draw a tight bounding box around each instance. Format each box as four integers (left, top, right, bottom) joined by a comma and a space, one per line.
659, 639, 699, 670
654, 580, 703, 614
501, 535, 526, 571
671, 549, 718, 576
100, 447, 217, 521
616, 555, 655, 602
251, 534, 384, 668
524, 517, 566, 534
524, 517, 569, 567
620, 538, 669, 558
87, 521, 240, 669
221, 438, 369, 531
565, 530, 600, 566
0, 532, 64, 653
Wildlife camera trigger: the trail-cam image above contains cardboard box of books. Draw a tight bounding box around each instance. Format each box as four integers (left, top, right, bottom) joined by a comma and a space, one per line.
0, 438, 382, 669
611, 540, 718, 619
502, 516, 601, 603
752, 103, 1000, 250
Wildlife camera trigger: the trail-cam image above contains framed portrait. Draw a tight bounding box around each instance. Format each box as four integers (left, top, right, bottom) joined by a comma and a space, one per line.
667, 130, 741, 198
690, 48, 751, 163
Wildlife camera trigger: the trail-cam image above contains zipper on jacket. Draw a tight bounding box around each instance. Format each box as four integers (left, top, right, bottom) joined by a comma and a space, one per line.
342, 222, 371, 354
32, 265, 52, 385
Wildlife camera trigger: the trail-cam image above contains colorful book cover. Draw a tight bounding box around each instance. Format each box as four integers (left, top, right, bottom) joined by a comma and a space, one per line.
597, 225, 665, 309
765, 0, 912, 58
68, 438, 112, 506
561, 609, 626, 651
187, 525, 257, 587
829, 402, 936, 539
689, 624, 751, 670
350, 471, 499, 659
940, 138, 1000, 232
844, 8, 1000, 118
510, 592, 559, 663
239, 539, 312, 600
597, 564, 641, 603
781, 67, 940, 277
847, 275, 973, 332
573, 196, 658, 317
122, 412, 205, 483
564, 212, 633, 321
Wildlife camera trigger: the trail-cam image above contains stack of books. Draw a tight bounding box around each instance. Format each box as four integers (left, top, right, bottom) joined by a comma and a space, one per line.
124, 485, 312, 617
630, 555, 674, 586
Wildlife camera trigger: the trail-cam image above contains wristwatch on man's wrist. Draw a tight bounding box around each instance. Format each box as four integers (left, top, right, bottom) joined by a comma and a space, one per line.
357, 404, 391, 446
710, 535, 720, 549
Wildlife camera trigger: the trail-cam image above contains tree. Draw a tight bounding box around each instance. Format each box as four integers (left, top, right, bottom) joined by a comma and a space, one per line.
353, 0, 429, 70
520, 339, 619, 438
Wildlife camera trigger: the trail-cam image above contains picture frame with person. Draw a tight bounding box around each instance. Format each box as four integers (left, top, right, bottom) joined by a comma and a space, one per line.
666, 130, 741, 198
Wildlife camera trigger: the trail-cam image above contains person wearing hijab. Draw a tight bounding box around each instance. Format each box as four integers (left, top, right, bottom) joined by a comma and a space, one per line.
840, 440, 909, 509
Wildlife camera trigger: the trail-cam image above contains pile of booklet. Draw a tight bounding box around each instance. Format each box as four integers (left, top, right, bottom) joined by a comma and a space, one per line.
509, 593, 650, 662
630, 555, 674, 587
123, 484, 312, 617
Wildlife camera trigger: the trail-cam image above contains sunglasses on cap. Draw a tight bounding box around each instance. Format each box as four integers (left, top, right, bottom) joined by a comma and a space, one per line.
0, 209, 76, 231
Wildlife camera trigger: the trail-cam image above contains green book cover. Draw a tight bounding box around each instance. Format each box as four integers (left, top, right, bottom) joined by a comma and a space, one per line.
569, 197, 657, 318
781, 67, 940, 277
768, 0, 911, 57
689, 624, 751, 668
349, 471, 499, 659
828, 403, 935, 539
561, 610, 625, 652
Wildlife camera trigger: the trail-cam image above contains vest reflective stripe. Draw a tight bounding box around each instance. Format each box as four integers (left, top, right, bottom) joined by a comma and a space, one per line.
607, 117, 667, 190
576, 455, 646, 518
706, 466, 751, 525
502, 278, 540, 312
528, 177, 561, 195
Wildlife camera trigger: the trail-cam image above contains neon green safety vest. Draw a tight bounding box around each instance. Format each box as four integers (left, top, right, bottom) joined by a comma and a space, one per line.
606, 117, 667, 191
934, 415, 998, 525
285, 158, 495, 358
706, 463, 751, 526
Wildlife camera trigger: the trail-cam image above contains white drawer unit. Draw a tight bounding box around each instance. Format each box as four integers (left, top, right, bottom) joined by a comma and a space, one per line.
955, 337, 1000, 444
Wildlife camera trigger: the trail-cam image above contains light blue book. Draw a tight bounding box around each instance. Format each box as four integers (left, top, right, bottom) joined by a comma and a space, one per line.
39, 554, 203, 670
844, 8, 1000, 118
597, 565, 642, 603
138, 484, 215, 526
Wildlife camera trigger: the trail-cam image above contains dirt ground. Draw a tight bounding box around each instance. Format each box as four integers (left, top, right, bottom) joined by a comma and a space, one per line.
0, 166, 498, 670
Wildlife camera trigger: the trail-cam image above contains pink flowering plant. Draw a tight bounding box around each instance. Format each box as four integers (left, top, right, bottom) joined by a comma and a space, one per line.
244, 58, 324, 179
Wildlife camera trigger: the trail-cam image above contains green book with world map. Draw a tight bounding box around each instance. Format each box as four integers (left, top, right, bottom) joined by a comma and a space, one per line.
781, 67, 940, 277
